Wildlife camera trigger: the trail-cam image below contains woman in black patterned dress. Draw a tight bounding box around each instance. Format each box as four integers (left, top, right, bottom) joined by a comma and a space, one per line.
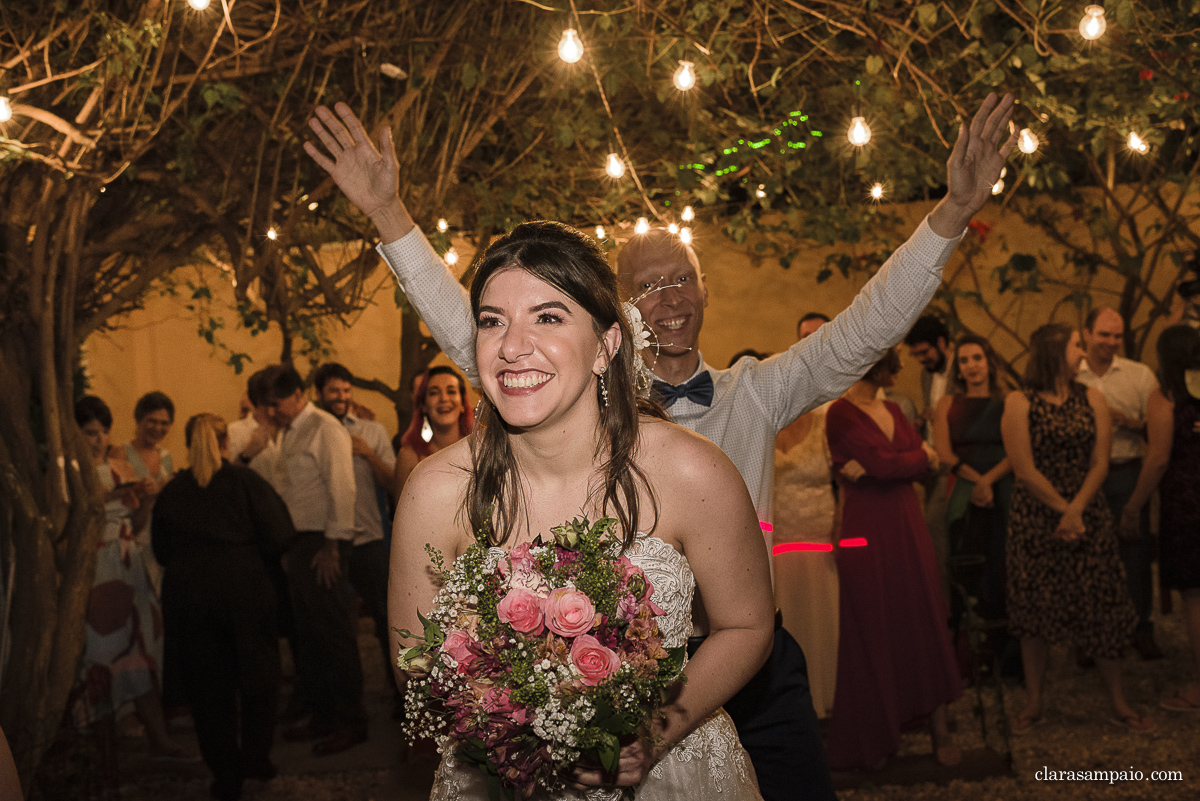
1117, 325, 1200, 712
1000, 323, 1150, 733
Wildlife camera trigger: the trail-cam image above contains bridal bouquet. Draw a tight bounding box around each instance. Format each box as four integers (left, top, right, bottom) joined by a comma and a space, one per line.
398, 517, 686, 800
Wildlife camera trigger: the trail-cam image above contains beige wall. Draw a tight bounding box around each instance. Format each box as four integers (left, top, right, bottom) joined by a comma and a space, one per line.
83, 195, 1186, 461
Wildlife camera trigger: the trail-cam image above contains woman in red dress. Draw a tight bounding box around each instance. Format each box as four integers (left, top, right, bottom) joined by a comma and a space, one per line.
824, 348, 962, 770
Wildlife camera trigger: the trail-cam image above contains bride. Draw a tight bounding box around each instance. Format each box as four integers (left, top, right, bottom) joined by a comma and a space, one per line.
389, 220, 774, 799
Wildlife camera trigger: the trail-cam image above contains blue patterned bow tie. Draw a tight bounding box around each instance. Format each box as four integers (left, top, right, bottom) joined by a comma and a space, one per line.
653, 371, 715, 408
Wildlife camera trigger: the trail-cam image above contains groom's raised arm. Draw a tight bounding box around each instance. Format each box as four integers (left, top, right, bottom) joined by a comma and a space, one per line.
305, 103, 478, 385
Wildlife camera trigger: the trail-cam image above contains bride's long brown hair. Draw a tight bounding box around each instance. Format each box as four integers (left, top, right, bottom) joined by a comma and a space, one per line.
465, 221, 661, 548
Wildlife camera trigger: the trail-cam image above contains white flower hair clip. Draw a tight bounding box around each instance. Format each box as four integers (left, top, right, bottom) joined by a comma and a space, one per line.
621, 281, 691, 398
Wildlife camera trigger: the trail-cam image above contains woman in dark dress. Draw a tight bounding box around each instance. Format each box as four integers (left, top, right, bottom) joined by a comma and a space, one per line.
933, 336, 1015, 675
825, 348, 962, 770
1000, 323, 1150, 734
1116, 325, 1200, 712
152, 414, 297, 801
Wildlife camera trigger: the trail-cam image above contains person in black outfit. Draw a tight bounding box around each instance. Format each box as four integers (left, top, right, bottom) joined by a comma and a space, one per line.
152, 414, 297, 801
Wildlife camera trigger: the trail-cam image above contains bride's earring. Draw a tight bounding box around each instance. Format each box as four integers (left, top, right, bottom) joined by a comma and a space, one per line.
598, 366, 608, 409
420, 414, 433, 443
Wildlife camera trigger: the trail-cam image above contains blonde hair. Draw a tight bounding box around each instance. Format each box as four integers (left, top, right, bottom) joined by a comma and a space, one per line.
184, 413, 228, 488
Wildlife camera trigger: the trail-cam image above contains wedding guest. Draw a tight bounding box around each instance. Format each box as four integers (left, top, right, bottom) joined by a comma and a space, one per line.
227, 369, 278, 473
394, 365, 473, 497
933, 335, 1014, 651
71, 396, 191, 792
825, 348, 962, 769
1000, 323, 1151, 733
772, 315, 838, 718
307, 92, 1017, 801
1116, 325, 1200, 711
261, 365, 367, 756
313, 362, 398, 715
119, 391, 176, 589
152, 414, 296, 801
905, 316, 954, 584
1076, 307, 1163, 660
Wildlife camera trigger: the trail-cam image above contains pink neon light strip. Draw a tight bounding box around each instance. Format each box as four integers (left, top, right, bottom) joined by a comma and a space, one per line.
838, 537, 868, 547
759, 521, 773, 532
773, 542, 834, 554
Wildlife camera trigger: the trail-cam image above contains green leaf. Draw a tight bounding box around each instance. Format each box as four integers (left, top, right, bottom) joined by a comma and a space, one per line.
461, 61, 478, 90
916, 4, 938, 30
865, 55, 884, 75
598, 732, 621, 774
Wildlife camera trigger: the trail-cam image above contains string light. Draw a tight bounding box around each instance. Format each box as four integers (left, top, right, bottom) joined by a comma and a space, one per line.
847, 116, 871, 147
667, 223, 679, 234
445, 248, 460, 265
307, 202, 319, 211
681, 205, 694, 222
1018, 128, 1039, 154
869, 183, 884, 200
1079, 5, 1107, 40
679, 227, 693, 245
605, 153, 625, 178
673, 61, 696, 91
0, 97, 11, 123
437, 218, 449, 232
755, 184, 767, 199
991, 167, 1007, 196
557, 29, 583, 64
634, 217, 650, 235
595, 226, 606, 240
187, 0, 212, 9
266, 227, 278, 240
1128, 131, 1149, 153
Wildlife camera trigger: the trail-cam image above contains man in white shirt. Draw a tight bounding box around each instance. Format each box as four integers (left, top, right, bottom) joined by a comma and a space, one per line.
1076, 307, 1163, 660
304, 92, 1017, 798
312, 362, 399, 713
261, 365, 368, 755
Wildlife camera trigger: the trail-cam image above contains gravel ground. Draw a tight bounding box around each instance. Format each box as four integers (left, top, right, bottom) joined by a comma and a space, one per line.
108, 592, 1198, 801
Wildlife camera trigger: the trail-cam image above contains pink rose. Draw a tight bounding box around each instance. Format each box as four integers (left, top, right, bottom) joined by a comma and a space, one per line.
497, 542, 536, 578
544, 587, 596, 638
442, 630, 477, 670
571, 634, 621, 686
496, 587, 545, 634
618, 593, 640, 622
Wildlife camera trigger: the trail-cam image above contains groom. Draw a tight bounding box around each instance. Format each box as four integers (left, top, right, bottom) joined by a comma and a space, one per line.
305, 93, 1016, 799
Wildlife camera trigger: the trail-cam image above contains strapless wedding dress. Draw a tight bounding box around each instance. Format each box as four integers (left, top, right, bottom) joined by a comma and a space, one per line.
429, 533, 762, 801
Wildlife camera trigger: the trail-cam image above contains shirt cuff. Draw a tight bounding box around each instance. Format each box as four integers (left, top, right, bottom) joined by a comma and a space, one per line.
377, 226, 442, 290
911, 215, 966, 272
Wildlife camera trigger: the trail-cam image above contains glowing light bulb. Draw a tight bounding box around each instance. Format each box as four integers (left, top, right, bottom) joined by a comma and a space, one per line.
266, 227, 278, 240
673, 61, 696, 91
445, 248, 459, 266
605, 153, 625, 178
1017, 128, 1039, 154
0, 97, 11, 122
681, 205, 694, 222
667, 223, 679, 234
755, 184, 767, 199
1128, 131, 1148, 153
437, 218, 449, 232
595, 226, 606, 240
187, 0, 211, 9
870, 183, 884, 200
847, 116, 871, 147
1079, 5, 1106, 40
307, 202, 319, 211
558, 29, 583, 64
991, 178, 1005, 195
679, 227, 693, 245
634, 217, 650, 235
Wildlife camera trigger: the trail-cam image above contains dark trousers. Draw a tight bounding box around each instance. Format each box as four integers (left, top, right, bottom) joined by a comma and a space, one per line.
1104, 460, 1154, 637
164, 563, 280, 795
286, 532, 367, 732
689, 620, 836, 801
347, 539, 392, 679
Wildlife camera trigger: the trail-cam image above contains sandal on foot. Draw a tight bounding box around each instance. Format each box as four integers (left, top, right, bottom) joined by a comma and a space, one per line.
1010, 711, 1043, 735
1109, 712, 1155, 733
1160, 694, 1200, 713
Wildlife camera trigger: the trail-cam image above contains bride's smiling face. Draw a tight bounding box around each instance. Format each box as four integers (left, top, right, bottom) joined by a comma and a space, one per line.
476, 267, 616, 430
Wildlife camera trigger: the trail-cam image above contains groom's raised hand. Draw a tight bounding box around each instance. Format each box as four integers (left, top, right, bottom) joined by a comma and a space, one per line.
305, 102, 415, 242
928, 92, 1018, 239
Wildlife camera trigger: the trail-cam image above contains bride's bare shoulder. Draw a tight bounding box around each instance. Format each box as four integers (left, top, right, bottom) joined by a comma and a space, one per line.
397, 438, 471, 513
637, 416, 741, 490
